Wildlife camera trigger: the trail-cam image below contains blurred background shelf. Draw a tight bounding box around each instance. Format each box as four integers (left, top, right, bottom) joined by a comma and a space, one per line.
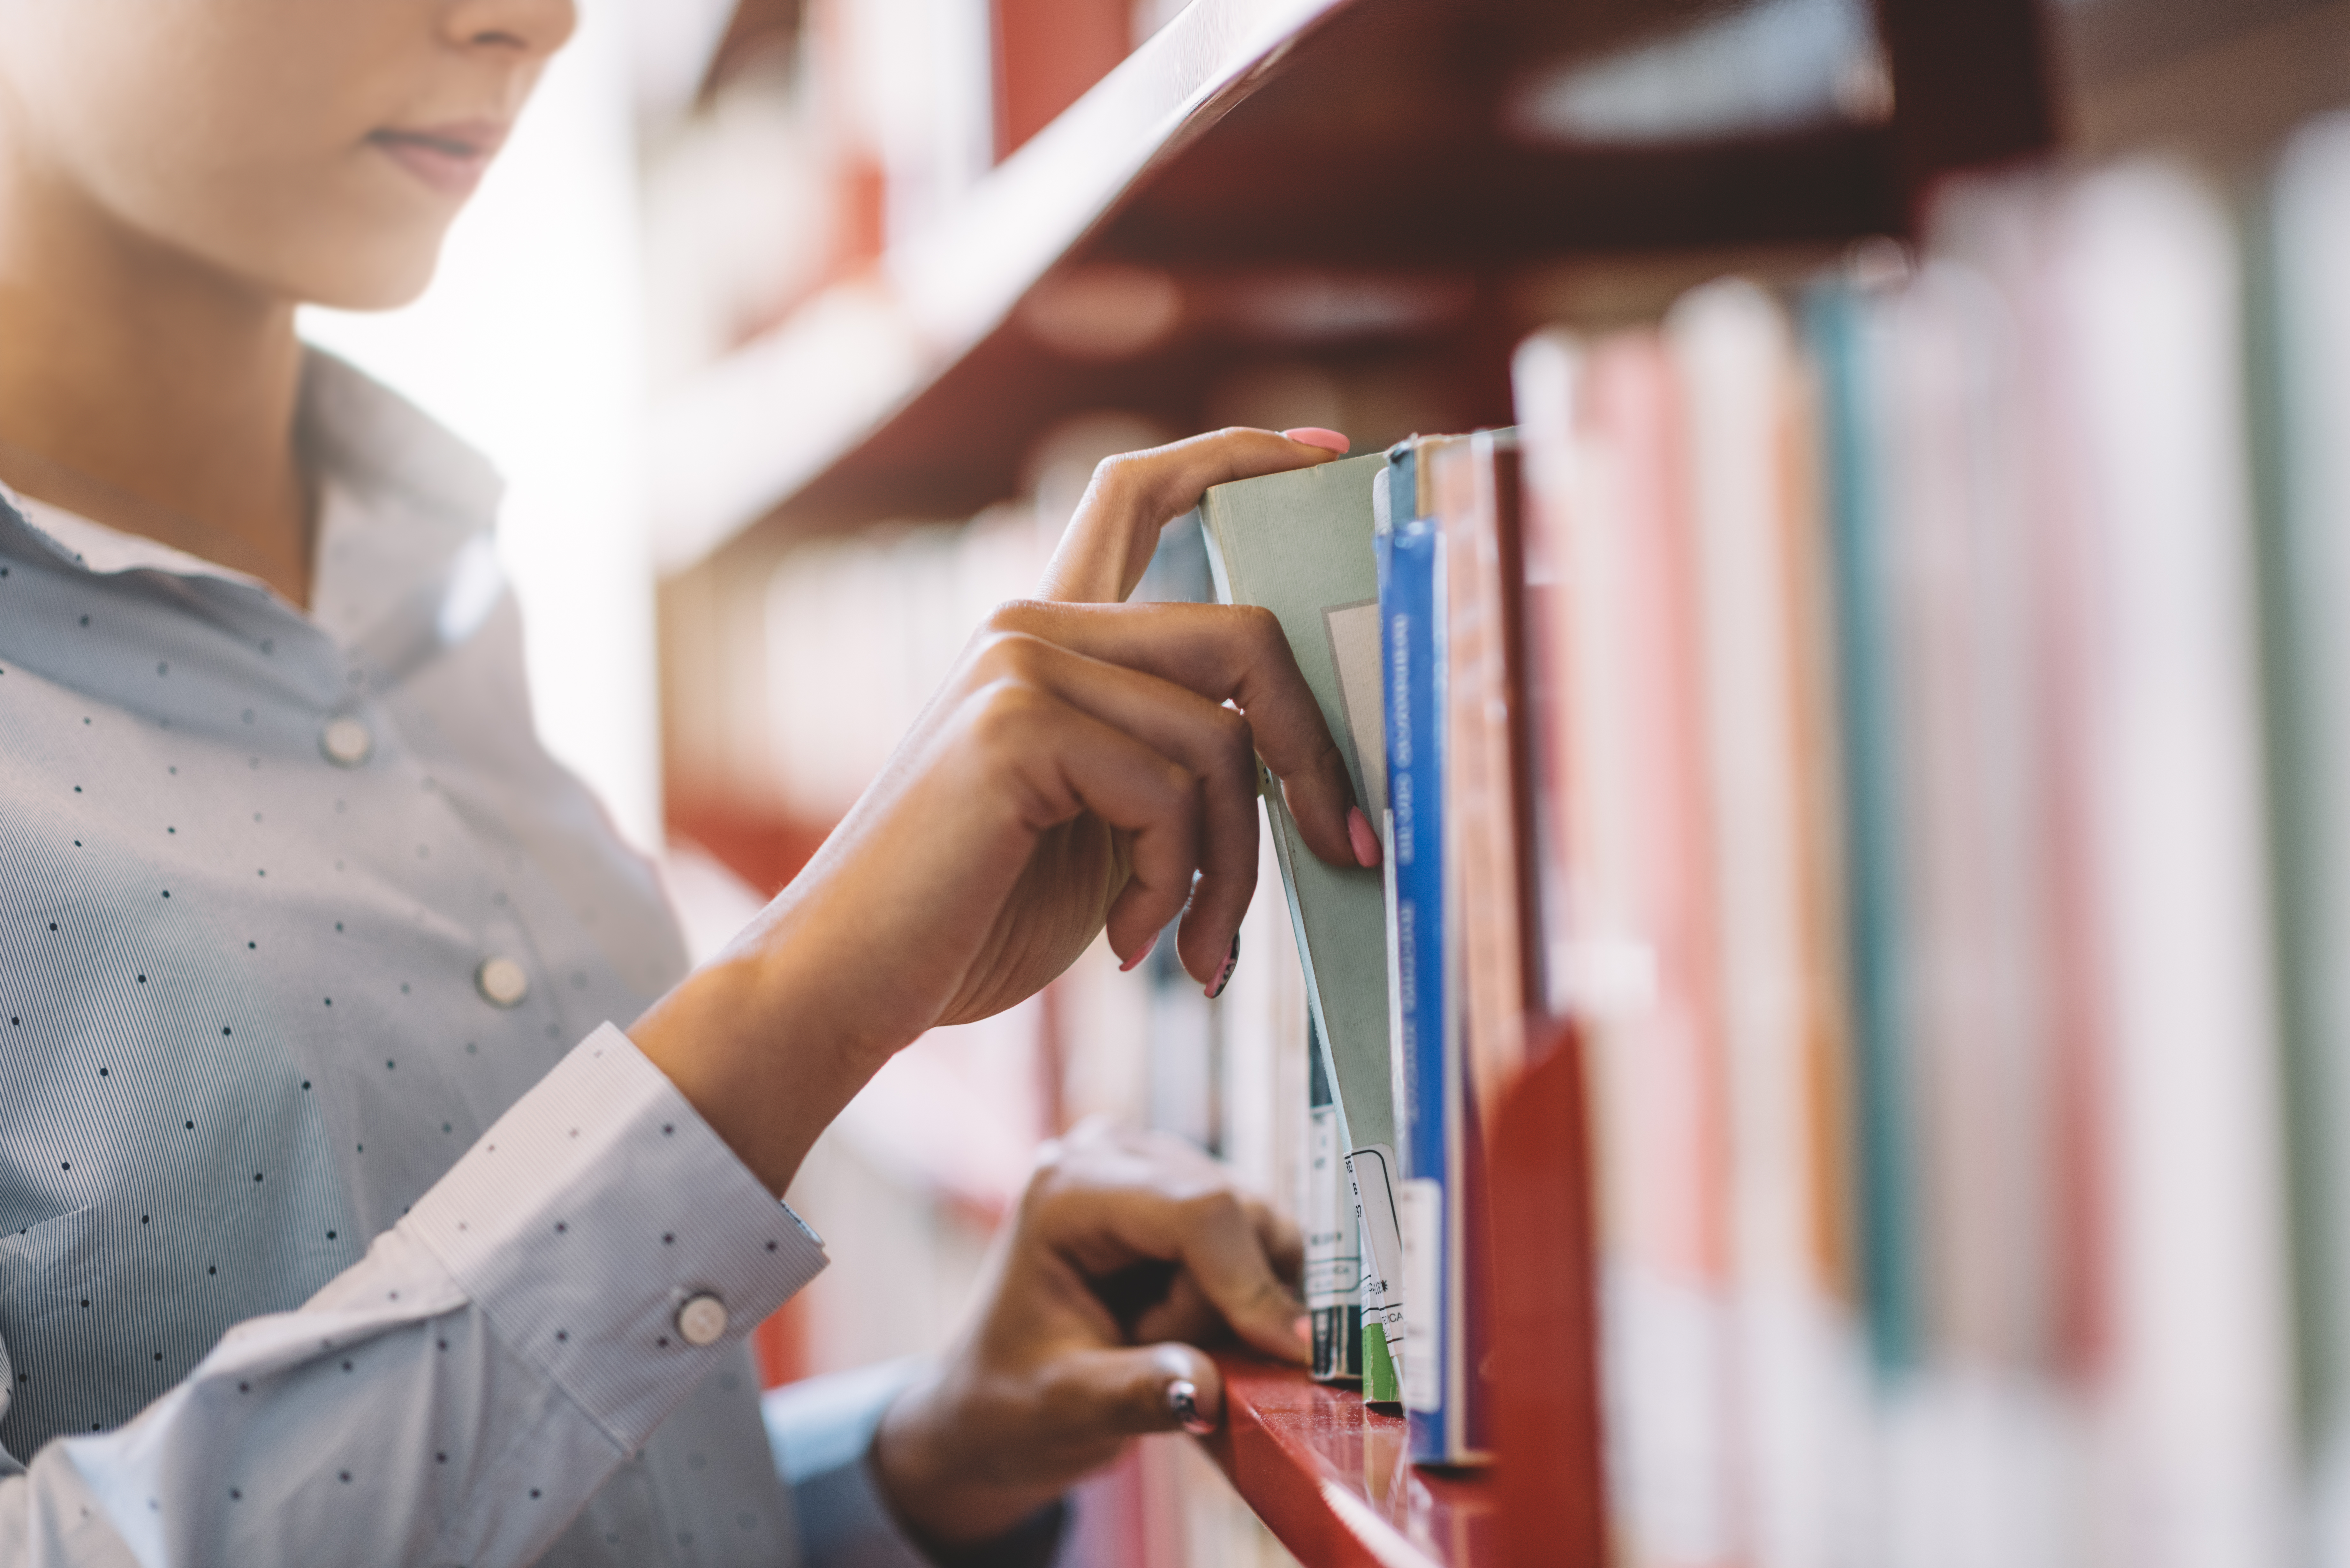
649, 0, 2050, 577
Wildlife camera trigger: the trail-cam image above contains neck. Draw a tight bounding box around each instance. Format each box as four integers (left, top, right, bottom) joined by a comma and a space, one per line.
0, 158, 314, 607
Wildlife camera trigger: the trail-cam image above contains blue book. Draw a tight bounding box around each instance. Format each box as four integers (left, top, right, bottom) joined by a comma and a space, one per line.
1377, 443, 1463, 1461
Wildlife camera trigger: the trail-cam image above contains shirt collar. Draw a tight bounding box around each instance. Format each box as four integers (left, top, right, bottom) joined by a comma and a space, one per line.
0, 348, 506, 638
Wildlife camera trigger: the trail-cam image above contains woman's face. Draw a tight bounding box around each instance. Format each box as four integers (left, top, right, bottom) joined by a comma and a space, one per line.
0, 0, 576, 309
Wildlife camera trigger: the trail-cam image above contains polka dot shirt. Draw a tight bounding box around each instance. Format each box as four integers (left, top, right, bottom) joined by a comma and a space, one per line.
0, 356, 938, 1568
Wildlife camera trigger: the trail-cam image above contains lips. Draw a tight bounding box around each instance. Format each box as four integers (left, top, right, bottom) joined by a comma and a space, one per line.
368, 121, 509, 197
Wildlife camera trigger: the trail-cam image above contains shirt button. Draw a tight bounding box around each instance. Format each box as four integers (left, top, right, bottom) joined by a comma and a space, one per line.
475, 957, 530, 1008
319, 716, 373, 768
676, 1294, 727, 1347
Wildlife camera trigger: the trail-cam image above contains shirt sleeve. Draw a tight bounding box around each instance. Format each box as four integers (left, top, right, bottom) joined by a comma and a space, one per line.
763, 1363, 1068, 1568
0, 1023, 827, 1568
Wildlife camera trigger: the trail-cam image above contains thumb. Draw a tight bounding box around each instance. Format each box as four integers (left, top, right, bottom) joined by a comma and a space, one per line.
1046, 1341, 1225, 1439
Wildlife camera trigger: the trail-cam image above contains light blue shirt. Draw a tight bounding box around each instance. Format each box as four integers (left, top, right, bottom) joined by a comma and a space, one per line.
0, 354, 947, 1566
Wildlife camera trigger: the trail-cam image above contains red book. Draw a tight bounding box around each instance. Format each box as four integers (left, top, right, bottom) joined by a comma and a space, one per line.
1517, 327, 1736, 1568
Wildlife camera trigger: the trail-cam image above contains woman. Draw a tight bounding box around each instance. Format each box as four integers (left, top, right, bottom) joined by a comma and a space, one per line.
0, 2, 1375, 1563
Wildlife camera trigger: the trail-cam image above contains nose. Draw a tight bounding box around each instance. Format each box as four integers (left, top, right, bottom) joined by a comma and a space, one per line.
441, 0, 578, 59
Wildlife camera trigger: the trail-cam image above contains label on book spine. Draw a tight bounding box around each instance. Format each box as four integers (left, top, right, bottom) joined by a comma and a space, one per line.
1347, 1143, 1406, 1399
1305, 1103, 1359, 1309
1401, 1176, 1443, 1413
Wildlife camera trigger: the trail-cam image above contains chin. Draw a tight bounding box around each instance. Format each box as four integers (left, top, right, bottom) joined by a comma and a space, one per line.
266, 214, 452, 313
299, 248, 445, 313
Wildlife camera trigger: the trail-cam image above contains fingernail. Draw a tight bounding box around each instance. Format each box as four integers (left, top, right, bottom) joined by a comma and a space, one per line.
1204, 932, 1240, 1000
1347, 806, 1382, 869
1167, 1378, 1218, 1436
1292, 1313, 1312, 1346
1120, 931, 1160, 974
1282, 427, 1350, 454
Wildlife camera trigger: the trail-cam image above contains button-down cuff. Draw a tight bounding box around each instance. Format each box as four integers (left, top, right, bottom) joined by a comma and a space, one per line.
402, 1022, 828, 1450
765, 1361, 1069, 1568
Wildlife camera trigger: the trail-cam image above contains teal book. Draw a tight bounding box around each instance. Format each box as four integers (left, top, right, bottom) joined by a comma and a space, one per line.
2262, 118, 2350, 1465
1200, 451, 1406, 1399
1806, 279, 1919, 1375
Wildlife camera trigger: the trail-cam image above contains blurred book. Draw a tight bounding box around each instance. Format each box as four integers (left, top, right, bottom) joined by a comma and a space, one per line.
1500, 148, 2328, 1566
1804, 273, 1922, 1385
1520, 325, 1738, 1566
2264, 110, 2350, 1552
1667, 277, 1863, 1568
2047, 161, 2292, 1568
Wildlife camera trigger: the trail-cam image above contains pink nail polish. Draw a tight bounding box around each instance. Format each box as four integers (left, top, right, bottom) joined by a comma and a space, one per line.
1120, 931, 1160, 973
1347, 806, 1382, 869
1204, 932, 1241, 999
1281, 427, 1350, 454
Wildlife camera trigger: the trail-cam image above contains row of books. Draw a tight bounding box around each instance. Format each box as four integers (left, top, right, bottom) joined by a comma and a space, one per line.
1205, 109, 2350, 1565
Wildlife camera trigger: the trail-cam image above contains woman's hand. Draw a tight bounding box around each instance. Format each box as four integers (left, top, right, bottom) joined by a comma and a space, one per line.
631, 427, 1364, 1198
870, 1119, 1308, 1550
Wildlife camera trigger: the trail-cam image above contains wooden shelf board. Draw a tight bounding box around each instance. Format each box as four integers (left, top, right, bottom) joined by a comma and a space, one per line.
652, 0, 1985, 571
1201, 1353, 1499, 1568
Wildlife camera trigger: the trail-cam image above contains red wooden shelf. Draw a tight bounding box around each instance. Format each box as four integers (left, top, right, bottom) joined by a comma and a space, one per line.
1201, 1353, 1499, 1568
658, 0, 2056, 569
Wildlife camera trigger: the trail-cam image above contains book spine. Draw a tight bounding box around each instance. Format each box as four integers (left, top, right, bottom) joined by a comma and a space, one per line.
1806, 280, 1922, 1377
2269, 116, 2350, 1534
1348, 1146, 1405, 1402
1384, 443, 1469, 1458
1304, 1011, 1365, 1382
2053, 161, 2291, 1565
1672, 277, 1862, 1562
1568, 333, 1739, 1563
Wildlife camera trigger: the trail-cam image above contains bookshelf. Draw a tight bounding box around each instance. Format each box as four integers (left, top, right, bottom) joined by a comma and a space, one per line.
1204, 1354, 1497, 1568
651, 0, 2350, 1564
649, 0, 2048, 575
657, 0, 2054, 905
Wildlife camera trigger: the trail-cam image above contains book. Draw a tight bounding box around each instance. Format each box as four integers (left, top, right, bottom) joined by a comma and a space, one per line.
2046, 159, 2293, 1568
1377, 432, 1498, 1466
1667, 276, 1862, 1567
1505, 328, 1619, 1567
1199, 450, 1407, 1400
1523, 325, 1738, 1567
1303, 1011, 1365, 1382
1409, 430, 1527, 1466
1374, 450, 1442, 1418
2265, 110, 2350, 1543
1491, 144, 2337, 1564
1804, 274, 1922, 1378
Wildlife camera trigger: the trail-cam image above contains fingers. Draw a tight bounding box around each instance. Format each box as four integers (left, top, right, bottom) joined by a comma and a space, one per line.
1038, 1122, 1311, 1366
1039, 427, 1350, 605
986, 599, 1362, 875
1168, 1189, 1314, 1364
1260, 1202, 1306, 1292
964, 632, 1259, 983
958, 683, 1203, 961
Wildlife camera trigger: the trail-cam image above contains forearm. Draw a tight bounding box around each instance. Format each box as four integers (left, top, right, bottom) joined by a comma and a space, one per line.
629, 938, 883, 1202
